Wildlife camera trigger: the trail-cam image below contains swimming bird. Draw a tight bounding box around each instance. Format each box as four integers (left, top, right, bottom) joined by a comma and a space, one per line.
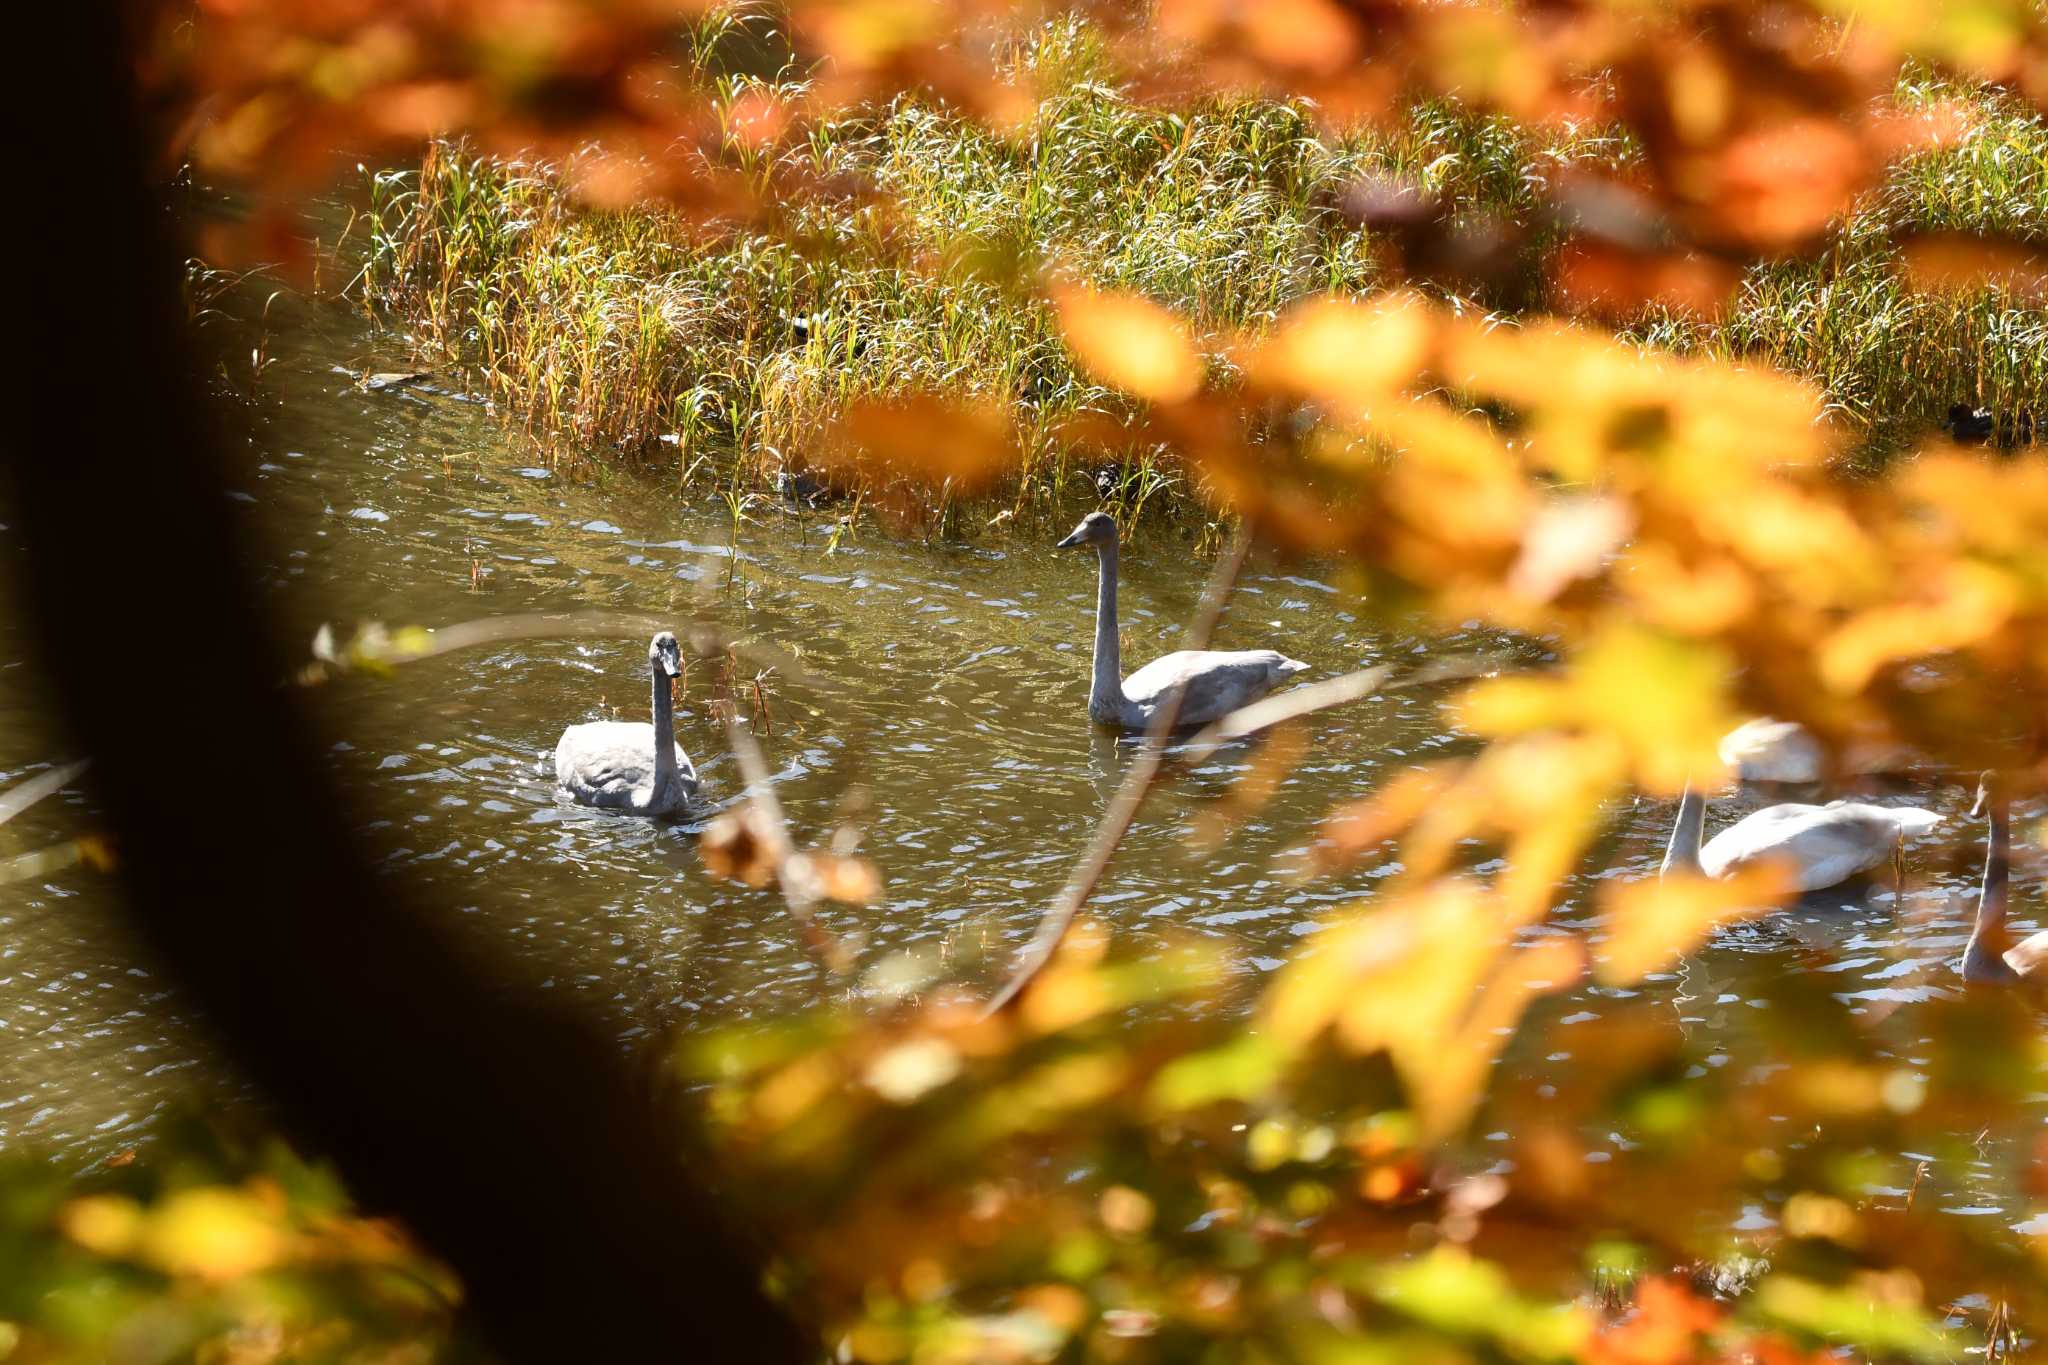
1055, 511, 1308, 730
1719, 717, 1823, 784
1960, 772, 2048, 984
553, 631, 700, 816
1661, 784, 1941, 892
1945, 403, 2035, 448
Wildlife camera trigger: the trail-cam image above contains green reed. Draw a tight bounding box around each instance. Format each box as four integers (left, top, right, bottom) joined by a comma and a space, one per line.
362, 27, 2048, 532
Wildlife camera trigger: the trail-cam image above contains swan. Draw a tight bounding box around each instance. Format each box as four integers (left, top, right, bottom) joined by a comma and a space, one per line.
1055, 511, 1308, 730
1960, 773, 2048, 984
553, 631, 700, 816
1661, 783, 1940, 892
1718, 718, 1822, 784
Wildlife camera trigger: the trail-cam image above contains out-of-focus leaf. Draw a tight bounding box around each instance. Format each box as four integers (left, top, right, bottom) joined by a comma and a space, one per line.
1053, 285, 1203, 403
1900, 230, 2048, 303
1148, 1034, 1286, 1110
822, 394, 1016, 492
1751, 1274, 1946, 1360
1596, 863, 1797, 985
1556, 239, 1739, 320
1364, 1246, 1591, 1360
1507, 495, 1633, 603
700, 801, 779, 888
141, 1188, 290, 1281
1242, 292, 1434, 412
863, 1037, 963, 1103
785, 849, 882, 903
1818, 560, 2018, 693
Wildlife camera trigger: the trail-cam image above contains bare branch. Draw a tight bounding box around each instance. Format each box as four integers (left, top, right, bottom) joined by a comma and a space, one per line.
983, 526, 1254, 1016
306, 612, 823, 691
721, 713, 856, 977
1177, 652, 1506, 764
0, 758, 90, 830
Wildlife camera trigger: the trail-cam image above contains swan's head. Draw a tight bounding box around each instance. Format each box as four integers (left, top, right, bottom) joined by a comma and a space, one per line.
1973, 770, 2001, 817
649, 631, 683, 679
1055, 511, 1118, 550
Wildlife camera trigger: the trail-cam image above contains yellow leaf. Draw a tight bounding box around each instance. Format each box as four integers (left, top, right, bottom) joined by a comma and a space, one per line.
1244, 292, 1434, 411
1818, 560, 2018, 693
823, 394, 1016, 491
1507, 495, 1633, 603
59, 1195, 144, 1258
142, 1188, 289, 1281
1596, 864, 1795, 985
1053, 286, 1203, 403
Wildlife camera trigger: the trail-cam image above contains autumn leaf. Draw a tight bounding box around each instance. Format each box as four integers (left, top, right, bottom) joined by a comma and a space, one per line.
821, 394, 1016, 492
1596, 863, 1796, 985
1242, 292, 1435, 412
1900, 230, 2048, 303
1053, 285, 1204, 403
1507, 495, 1633, 603
700, 802, 778, 888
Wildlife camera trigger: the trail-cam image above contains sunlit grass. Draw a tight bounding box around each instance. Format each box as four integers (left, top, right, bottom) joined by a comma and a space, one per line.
365, 26, 2048, 523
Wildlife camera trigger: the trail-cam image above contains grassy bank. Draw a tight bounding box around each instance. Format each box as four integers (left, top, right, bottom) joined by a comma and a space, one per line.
360, 17, 2048, 529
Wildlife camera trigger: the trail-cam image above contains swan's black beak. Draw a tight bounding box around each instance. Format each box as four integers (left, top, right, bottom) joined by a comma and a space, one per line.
1973, 781, 1992, 818
657, 652, 682, 679
1055, 527, 1086, 549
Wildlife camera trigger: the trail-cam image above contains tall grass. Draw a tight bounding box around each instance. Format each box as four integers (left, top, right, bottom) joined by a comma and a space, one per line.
364, 25, 2048, 523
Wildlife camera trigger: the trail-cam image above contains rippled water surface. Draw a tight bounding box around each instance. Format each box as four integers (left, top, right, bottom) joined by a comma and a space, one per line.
1, 287, 2039, 1235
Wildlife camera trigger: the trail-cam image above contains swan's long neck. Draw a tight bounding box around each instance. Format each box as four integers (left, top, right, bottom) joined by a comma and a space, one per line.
1965, 793, 2016, 982
1661, 785, 1706, 879
650, 662, 678, 787
1088, 542, 1127, 719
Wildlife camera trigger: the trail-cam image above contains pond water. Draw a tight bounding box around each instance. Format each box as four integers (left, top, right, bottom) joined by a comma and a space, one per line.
0, 281, 2038, 1238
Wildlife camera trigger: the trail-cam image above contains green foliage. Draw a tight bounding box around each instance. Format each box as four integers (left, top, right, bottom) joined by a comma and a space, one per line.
0, 1117, 467, 1362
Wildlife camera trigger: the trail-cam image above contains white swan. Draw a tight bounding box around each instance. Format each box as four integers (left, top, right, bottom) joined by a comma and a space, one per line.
1662, 784, 1940, 892
1960, 773, 2048, 983
1055, 512, 1308, 730
1718, 718, 1822, 784
553, 631, 700, 816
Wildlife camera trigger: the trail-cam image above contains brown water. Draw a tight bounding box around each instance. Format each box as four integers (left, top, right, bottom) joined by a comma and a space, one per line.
0, 283, 2037, 1243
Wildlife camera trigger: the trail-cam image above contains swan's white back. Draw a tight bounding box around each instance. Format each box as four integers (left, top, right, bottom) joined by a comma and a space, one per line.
1120, 649, 1309, 728
1718, 718, 1822, 784
1699, 800, 1939, 891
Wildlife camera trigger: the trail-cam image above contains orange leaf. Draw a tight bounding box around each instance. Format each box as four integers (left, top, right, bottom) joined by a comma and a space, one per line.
1596, 863, 1795, 985
822, 394, 1016, 491
1053, 286, 1203, 403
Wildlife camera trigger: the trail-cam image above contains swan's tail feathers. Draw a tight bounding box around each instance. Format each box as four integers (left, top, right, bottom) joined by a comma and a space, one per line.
1890, 807, 1942, 835
1277, 656, 1311, 677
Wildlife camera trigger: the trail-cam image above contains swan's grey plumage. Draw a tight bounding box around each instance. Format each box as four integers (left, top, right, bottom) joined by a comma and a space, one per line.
1662, 784, 1940, 893
554, 632, 700, 816
1718, 718, 1822, 784
1056, 512, 1308, 730
1960, 772, 2048, 983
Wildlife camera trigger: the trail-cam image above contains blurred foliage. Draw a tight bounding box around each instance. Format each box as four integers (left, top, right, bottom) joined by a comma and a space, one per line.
0, 1117, 466, 1363
118, 0, 2048, 1360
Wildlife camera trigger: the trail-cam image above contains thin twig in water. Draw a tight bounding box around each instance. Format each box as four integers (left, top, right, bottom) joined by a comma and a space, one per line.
722, 713, 853, 976
983, 526, 1253, 1017
0, 759, 91, 830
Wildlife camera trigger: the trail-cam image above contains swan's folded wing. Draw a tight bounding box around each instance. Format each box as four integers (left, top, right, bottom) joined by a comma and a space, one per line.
1699, 804, 1896, 888
1122, 649, 1306, 728
555, 721, 660, 798
2006, 928, 2048, 979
